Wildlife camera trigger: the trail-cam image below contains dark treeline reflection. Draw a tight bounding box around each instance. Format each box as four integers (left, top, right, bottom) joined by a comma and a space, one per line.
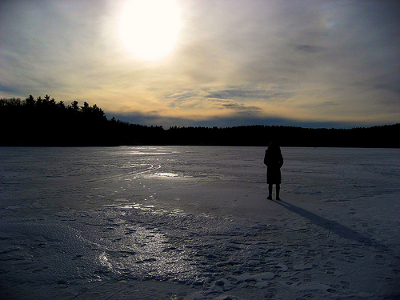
1, 96, 399, 147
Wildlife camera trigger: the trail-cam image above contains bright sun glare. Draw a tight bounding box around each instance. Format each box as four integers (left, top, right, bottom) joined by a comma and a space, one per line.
119, 0, 182, 61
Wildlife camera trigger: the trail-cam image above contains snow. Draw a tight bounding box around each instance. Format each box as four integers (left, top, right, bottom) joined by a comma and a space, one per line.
0, 146, 399, 299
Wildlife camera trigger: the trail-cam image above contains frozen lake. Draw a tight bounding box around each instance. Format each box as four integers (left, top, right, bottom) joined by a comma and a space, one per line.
0, 146, 399, 299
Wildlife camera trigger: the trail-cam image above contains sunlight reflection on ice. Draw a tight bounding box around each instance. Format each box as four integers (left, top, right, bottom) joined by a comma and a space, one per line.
127, 151, 171, 155
147, 172, 194, 179
105, 203, 157, 211
155, 172, 179, 177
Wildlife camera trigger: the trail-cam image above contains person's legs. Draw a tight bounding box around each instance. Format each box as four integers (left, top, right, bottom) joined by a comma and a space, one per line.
267, 184, 273, 200
276, 184, 281, 200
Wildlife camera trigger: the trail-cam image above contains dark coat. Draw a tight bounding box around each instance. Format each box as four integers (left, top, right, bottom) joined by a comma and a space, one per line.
264, 148, 283, 184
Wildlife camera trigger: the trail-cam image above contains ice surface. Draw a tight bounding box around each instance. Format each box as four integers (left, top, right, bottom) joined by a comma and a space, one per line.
0, 146, 399, 299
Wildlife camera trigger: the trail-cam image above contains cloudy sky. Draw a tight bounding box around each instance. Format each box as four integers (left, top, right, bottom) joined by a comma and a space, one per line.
1, 0, 399, 128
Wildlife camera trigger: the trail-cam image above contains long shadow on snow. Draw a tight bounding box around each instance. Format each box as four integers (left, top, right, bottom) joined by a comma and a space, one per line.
272, 200, 388, 251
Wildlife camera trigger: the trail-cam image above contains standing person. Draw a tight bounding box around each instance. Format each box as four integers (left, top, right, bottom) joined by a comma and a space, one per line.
264, 142, 284, 200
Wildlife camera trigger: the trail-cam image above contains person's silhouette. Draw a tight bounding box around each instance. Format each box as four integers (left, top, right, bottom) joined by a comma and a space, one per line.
264, 142, 283, 200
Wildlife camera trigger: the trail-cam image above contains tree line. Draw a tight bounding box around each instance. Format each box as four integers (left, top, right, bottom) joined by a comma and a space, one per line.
1, 96, 399, 147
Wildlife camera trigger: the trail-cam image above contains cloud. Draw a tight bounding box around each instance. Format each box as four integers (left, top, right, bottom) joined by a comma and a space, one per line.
207, 88, 288, 101
1, 0, 399, 127
210, 99, 263, 114
294, 45, 324, 54
0, 0, 110, 96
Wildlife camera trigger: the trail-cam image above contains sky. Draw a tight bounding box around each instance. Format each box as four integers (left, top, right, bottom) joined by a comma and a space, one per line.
1, 0, 399, 128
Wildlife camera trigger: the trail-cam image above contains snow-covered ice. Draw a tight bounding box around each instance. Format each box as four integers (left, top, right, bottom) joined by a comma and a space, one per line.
0, 146, 399, 299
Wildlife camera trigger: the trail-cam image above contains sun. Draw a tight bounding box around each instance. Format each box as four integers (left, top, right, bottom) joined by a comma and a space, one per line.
118, 0, 182, 61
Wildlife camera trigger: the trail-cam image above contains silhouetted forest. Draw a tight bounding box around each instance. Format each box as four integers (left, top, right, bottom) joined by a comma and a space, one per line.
1, 96, 399, 147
